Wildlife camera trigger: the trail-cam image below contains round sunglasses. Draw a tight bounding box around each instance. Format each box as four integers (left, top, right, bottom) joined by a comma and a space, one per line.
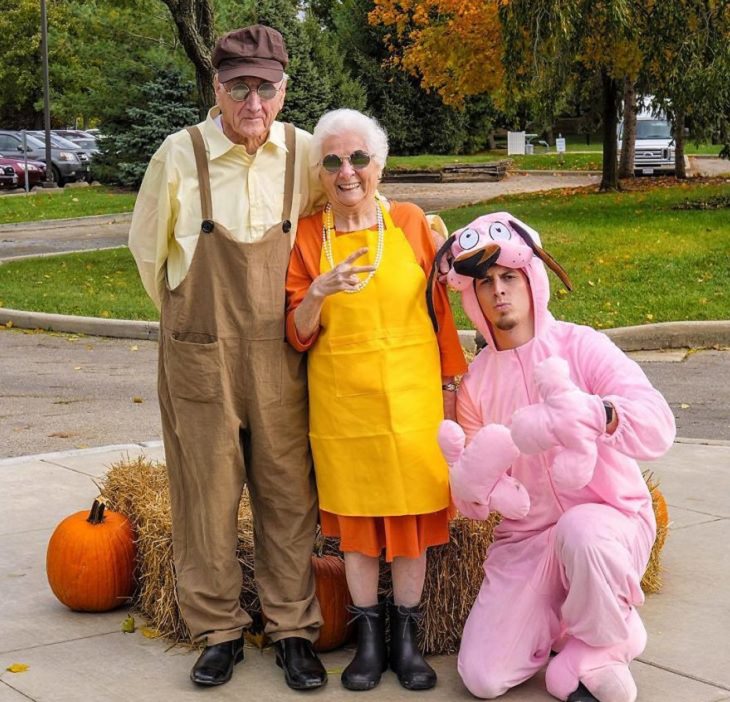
224, 82, 281, 102
320, 150, 372, 173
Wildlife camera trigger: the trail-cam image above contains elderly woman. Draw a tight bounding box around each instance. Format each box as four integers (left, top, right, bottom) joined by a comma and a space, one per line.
285, 109, 466, 691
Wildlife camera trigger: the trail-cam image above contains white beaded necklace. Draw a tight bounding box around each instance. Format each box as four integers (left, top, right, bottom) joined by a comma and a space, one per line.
321, 198, 385, 293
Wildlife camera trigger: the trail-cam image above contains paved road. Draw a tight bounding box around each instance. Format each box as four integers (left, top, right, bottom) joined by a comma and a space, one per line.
2, 328, 728, 458
0, 173, 601, 261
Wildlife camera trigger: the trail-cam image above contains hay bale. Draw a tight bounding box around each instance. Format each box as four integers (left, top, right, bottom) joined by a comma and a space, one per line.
101, 456, 667, 654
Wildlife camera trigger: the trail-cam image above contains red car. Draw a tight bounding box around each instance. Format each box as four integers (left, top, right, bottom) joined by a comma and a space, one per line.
0, 155, 47, 189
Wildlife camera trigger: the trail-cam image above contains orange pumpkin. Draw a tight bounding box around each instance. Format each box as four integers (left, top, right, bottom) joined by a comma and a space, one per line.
47, 499, 136, 612
312, 555, 352, 652
650, 484, 670, 550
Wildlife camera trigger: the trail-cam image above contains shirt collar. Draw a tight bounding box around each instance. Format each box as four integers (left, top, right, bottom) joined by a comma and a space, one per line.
202, 106, 288, 160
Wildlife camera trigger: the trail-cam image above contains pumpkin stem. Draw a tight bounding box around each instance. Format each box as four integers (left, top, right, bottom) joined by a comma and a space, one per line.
87, 499, 106, 524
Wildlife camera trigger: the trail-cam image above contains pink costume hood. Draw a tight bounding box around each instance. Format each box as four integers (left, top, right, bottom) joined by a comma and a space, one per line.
429, 212, 572, 346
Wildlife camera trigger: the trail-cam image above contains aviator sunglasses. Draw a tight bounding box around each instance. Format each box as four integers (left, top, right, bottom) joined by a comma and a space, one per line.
321, 150, 372, 173
224, 82, 281, 102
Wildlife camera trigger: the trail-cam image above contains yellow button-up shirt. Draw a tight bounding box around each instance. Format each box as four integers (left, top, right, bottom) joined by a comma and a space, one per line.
128, 107, 322, 309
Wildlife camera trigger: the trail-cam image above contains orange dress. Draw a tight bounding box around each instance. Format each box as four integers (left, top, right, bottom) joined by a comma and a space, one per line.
286, 201, 466, 561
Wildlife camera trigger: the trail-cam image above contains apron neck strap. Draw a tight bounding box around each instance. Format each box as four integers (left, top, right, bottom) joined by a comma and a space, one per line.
377, 197, 397, 232
282, 123, 296, 223
186, 126, 213, 221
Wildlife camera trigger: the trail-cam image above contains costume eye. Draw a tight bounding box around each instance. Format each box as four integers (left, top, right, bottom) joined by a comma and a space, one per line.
458, 228, 480, 250
489, 222, 511, 241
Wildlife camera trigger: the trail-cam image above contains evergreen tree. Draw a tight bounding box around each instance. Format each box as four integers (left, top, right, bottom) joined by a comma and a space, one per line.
94, 70, 198, 187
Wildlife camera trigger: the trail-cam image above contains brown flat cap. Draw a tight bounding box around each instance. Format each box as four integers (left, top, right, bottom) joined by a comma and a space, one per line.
212, 25, 288, 84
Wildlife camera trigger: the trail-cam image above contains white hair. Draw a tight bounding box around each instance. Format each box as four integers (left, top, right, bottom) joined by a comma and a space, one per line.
309, 109, 389, 171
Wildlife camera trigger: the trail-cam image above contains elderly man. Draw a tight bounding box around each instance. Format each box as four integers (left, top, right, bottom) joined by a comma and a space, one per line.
435, 213, 675, 702
128, 25, 326, 690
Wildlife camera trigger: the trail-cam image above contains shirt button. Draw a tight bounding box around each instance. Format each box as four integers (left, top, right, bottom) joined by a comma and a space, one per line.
201, 220, 214, 233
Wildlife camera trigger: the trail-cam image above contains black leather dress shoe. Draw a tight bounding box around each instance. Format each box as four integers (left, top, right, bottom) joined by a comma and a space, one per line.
274, 636, 327, 690
190, 635, 244, 686
567, 682, 599, 701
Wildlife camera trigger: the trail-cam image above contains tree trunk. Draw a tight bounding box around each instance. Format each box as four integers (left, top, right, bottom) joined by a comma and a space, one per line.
618, 78, 637, 179
488, 130, 496, 150
674, 106, 687, 179
160, 0, 217, 118
599, 70, 622, 191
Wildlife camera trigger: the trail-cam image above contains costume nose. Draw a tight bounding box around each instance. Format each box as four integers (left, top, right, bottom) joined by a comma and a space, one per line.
453, 244, 500, 280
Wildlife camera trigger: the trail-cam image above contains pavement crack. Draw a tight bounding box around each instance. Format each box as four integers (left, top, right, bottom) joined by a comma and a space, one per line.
636, 658, 730, 692
0, 629, 121, 656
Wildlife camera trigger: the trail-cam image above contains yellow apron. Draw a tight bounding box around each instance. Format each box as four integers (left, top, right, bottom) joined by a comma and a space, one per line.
308, 203, 449, 516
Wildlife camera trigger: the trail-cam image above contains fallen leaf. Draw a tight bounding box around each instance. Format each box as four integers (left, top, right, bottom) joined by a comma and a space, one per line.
48, 431, 75, 439
645, 314, 654, 321
244, 630, 268, 649
587, 280, 595, 287
130, 345, 139, 351
132, 396, 144, 404
121, 615, 136, 633
74, 366, 81, 370
5, 321, 13, 329
680, 403, 690, 409
6, 663, 29, 673
141, 627, 160, 639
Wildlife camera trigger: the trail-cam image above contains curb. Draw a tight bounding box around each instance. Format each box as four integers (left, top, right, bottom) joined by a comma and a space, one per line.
0, 212, 133, 233
3, 307, 729, 353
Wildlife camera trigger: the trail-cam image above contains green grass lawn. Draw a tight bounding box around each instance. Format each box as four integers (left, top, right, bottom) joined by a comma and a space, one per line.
0, 181, 728, 328
386, 143, 724, 171
443, 181, 730, 329
0, 248, 158, 321
0, 186, 137, 225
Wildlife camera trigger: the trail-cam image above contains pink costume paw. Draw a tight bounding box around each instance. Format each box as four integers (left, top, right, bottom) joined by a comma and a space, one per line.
438, 420, 530, 520
545, 608, 646, 702
510, 356, 605, 490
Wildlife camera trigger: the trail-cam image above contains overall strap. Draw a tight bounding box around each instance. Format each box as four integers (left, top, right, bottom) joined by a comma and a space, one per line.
282, 123, 296, 223
186, 126, 213, 222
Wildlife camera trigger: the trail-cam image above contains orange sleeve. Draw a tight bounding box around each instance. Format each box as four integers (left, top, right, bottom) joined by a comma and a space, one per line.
285, 213, 324, 352
391, 202, 468, 377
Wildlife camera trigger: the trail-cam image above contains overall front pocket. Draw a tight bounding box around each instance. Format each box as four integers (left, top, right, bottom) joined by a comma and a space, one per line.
164, 332, 223, 403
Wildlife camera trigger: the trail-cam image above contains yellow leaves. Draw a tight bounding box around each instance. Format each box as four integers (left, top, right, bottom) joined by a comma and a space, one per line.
141, 627, 160, 639
130, 344, 139, 352
5, 320, 13, 329
6, 663, 29, 673
244, 629, 268, 649
100, 310, 111, 318
680, 403, 690, 409
646, 313, 654, 321
121, 614, 136, 633
132, 396, 144, 404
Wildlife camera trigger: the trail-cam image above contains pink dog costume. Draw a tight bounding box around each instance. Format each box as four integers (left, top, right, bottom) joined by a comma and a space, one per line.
434, 213, 676, 701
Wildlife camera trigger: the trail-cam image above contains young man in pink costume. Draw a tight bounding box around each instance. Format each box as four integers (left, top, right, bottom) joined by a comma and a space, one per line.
434, 213, 676, 702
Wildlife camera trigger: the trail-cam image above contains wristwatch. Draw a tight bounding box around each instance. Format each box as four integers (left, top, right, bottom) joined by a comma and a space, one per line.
603, 401, 615, 426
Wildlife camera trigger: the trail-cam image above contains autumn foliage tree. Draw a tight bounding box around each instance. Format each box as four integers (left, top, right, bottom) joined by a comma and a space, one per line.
368, 0, 505, 108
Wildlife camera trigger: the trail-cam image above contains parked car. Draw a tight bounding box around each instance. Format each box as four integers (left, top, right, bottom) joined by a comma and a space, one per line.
0, 161, 18, 189
617, 97, 676, 175
0, 154, 47, 189
52, 129, 99, 153
29, 131, 95, 182
0, 130, 89, 186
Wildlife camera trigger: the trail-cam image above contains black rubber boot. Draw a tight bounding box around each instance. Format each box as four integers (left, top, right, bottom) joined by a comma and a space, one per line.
567, 682, 599, 701
388, 603, 437, 690
341, 603, 387, 691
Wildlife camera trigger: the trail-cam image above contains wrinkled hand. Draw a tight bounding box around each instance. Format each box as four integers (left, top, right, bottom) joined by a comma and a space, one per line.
310, 247, 376, 298
510, 357, 605, 490
438, 420, 530, 520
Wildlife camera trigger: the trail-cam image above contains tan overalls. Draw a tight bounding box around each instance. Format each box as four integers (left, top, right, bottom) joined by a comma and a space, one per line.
158, 124, 322, 646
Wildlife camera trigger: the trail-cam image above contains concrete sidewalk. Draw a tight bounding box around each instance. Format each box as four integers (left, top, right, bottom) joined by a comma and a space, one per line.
1, 440, 729, 701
